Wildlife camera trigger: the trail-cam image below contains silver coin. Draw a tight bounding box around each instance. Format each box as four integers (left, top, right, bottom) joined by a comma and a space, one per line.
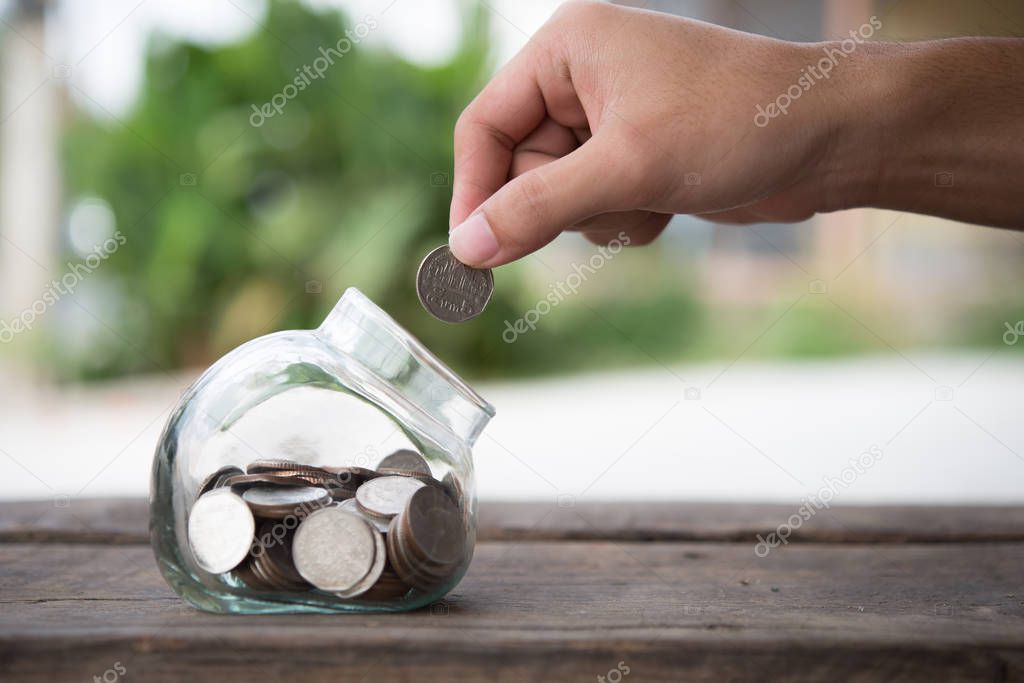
233, 558, 274, 591
386, 515, 451, 591
356, 475, 426, 520
252, 521, 309, 591
196, 465, 244, 498
403, 485, 465, 566
361, 569, 411, 601
377, 449, 432, 477
292, 507, 377, 592
322, 466, 377, 486
441, 471, 464, 508
334, 524, 386, 599
337, 497, 390, 533
242, 485, 330, 520
188, 489, 255, 574
416, 245, 493, 323
327, 486, 356, 502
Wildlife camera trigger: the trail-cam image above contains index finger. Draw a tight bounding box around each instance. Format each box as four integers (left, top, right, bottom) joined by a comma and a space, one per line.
450, 48, 547, 228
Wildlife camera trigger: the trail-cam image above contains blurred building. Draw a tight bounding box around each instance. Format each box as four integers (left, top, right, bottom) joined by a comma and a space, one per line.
614, 0, 1024, 311
0, 0, 60, 324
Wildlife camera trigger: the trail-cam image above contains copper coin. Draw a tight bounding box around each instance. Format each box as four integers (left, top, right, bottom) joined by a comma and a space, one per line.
224, 472, 310, 490
271, 469, 346, 488
246, 459, 321, 474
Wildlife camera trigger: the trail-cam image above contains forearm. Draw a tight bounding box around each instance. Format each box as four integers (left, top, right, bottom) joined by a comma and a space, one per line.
823, 38, 1024, 228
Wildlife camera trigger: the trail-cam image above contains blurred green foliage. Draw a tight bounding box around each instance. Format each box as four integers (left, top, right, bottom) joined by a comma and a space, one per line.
61, 0, 493, 378
57, 0, 705, 382
57, 0, 1020, 382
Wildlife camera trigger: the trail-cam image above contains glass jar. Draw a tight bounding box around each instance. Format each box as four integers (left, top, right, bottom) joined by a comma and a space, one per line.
150, 288, 494, 613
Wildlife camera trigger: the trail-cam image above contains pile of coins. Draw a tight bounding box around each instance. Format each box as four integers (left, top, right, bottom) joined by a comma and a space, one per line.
186, 449, 466, 602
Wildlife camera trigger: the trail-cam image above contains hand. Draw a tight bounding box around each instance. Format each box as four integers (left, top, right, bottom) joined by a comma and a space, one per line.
448, 1, 1024, 268
448, 1, 840, 267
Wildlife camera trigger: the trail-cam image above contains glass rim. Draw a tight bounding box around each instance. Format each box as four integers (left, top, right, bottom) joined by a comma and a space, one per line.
327, 288, 495, 419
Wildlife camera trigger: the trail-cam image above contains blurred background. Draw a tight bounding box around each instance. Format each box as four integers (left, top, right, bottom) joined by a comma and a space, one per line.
0, 0, 1021, 504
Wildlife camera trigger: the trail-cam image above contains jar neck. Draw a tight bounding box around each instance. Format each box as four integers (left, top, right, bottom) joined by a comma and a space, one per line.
315, 288, 494, 447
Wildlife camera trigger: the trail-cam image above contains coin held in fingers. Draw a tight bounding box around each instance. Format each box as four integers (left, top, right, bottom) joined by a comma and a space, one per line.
416, 245, 493, 323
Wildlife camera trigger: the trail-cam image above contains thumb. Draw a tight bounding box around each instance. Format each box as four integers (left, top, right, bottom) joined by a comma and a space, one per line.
449, 140, 621, 268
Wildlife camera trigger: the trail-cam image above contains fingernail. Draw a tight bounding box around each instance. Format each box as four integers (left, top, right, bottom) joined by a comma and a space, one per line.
449, 212, 498, 265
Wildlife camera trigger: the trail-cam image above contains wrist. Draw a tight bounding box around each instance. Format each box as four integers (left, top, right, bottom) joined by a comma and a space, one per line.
817, 37, 1024, 226
814, 40, 907, 213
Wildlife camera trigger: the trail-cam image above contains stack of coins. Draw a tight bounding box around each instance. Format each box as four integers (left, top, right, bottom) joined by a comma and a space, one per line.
387, 485, 464, 591
186, 450, 467, 602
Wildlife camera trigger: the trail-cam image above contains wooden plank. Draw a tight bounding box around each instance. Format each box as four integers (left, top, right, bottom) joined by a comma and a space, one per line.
481, 500, 1024, 543
2, 498, 1024, 545
1, 541, 1022, 682
0, 498, 148, 545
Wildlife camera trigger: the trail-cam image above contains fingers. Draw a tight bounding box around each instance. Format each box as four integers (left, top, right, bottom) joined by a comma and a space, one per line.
449, 137, 623, 267
509, 118, 580, 178
450, 48, 548, 229
450, 26, 589, 229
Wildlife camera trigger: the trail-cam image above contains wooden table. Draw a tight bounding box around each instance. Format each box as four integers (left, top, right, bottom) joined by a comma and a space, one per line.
2, 499, 1023, 682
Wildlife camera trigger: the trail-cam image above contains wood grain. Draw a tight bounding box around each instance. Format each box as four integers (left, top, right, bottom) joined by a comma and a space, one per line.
1, 541, 1023, 682
3, 498, 1024, 544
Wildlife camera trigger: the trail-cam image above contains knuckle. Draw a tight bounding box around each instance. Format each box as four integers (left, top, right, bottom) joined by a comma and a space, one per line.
453, 109, 475, 142
454, 109, 516, 153
553, 0, 605, 23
